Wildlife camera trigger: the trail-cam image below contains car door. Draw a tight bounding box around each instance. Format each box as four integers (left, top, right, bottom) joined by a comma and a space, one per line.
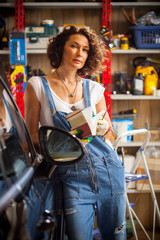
0, 74, 84, 239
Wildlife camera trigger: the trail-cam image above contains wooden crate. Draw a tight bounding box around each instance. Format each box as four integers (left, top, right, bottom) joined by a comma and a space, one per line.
136, 158, 160, 191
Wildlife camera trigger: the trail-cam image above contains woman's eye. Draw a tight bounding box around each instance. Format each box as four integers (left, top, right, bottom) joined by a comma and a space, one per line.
83, 49, 89, 53
71, 44, 77, 48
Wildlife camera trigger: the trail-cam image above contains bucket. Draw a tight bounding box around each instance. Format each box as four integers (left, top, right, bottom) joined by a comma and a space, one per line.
119, 154, 136, 189
112, 119, 133, 142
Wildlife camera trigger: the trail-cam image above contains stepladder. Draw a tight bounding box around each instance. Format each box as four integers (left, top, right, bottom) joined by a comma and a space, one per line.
113, 129, 160, 240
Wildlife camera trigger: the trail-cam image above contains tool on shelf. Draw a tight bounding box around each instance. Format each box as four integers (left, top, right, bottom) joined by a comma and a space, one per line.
100, 25, 116, 50
121, 7, 137, 26
118, 109, 137, 115
132, 57, 159, 95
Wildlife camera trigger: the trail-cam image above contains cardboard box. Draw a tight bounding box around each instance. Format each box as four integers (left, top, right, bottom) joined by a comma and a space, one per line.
26, 37, 49, 49
136, 157, 160, 191
150, 130, 160, 141
133, 129, 160, 142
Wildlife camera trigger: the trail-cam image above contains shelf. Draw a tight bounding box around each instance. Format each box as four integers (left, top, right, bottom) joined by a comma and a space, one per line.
26, 49, 47, 54
116, 141, 160, 147
111, 49, 160, 54
127, 189, 160, 193
1, 48, 160, 55
112, 113, 138, 119
111, 94, 160, 100
0, 49, 48, 55
23, 2, 102, 9
0, 50, 10, 55
111, 2, 160, 8
0, 2, 15, 8
1, 1, 159, 9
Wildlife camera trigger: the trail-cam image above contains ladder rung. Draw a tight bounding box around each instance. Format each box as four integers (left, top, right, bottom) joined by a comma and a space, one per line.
125, 173, 148, 183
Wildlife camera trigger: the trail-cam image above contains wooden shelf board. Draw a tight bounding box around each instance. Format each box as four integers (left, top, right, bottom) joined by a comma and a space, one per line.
111, 94, 160, 100
1, 1, 159, 9
111, 49, 160, 54
1, 48, 160, 55
23, 2, 102, 9
111, 2, 160, 8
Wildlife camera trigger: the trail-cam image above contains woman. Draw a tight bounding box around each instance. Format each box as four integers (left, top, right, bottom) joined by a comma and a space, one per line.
24, 26, 126, 240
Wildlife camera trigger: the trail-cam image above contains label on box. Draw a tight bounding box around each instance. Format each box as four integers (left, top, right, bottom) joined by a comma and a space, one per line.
25, 27, 45, 34
26, 37, 49, 49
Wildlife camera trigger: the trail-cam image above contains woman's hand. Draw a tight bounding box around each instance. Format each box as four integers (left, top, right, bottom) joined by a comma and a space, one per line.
96, 118, 109, 136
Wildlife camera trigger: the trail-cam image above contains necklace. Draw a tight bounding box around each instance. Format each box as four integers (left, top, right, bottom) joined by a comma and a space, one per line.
56, 69, 78, 97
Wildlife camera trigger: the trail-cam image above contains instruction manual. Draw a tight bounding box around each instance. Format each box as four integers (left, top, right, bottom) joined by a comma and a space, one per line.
66, 106, 104, 139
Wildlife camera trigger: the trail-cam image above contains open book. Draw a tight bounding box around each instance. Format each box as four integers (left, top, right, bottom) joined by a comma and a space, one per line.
66, 106, 104, 139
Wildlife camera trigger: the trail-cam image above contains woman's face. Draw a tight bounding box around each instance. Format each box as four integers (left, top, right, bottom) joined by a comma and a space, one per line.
61, 34, 89, 70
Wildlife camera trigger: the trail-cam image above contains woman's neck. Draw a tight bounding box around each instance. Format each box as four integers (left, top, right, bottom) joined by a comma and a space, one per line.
57, 67, 77, 84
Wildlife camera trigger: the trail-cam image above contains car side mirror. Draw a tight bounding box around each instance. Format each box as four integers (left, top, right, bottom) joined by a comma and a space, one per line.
39, 126, 85, 165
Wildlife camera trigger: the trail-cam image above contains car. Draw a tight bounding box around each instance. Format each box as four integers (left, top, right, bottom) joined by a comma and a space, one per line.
0, 74, 84, 240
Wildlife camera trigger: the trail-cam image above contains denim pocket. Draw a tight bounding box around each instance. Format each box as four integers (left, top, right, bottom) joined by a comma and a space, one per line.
105, 152, 126, 197
57, 166, 80, 200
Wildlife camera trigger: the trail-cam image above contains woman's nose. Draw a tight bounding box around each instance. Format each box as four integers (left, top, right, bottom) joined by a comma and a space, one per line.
76, 48, 82, 56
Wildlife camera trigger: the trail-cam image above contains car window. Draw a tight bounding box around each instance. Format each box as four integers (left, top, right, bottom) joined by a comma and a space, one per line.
0, 81, 32, 197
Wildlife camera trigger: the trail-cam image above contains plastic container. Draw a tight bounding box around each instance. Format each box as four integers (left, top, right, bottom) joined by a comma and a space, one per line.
130, 26, 160, 49
132, 74, 144, 95
118, 154, 136, 188
112, 119, 133, 142
120, 37, 129, 50
144, 73, 159, 95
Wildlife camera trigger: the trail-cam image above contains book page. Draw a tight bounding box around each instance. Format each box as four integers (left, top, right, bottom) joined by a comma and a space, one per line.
66, 107, 105, 138
81, 106, 93, 128
66, 107, 93, 138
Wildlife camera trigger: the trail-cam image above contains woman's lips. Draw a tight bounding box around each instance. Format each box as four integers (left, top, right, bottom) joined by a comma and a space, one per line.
73, 59, 81, 64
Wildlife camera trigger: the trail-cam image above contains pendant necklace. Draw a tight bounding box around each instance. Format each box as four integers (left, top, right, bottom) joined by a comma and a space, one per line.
56, 69, 78, 97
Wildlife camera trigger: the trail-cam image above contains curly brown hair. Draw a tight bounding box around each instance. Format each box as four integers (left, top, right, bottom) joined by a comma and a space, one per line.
47, 26, 107, 77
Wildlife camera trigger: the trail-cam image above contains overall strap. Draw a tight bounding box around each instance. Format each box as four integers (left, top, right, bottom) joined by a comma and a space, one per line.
83, 78, 91, 108
40, 76, 56, 121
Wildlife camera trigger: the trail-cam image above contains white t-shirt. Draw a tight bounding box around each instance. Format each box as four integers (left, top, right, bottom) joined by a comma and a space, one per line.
28, 76, 105, 127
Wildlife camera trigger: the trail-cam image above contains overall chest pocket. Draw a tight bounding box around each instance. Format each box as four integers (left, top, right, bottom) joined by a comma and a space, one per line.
105, 150, 126, 197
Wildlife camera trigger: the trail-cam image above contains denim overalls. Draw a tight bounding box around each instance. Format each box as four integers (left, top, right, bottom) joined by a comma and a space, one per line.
41, 76, 127, 240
